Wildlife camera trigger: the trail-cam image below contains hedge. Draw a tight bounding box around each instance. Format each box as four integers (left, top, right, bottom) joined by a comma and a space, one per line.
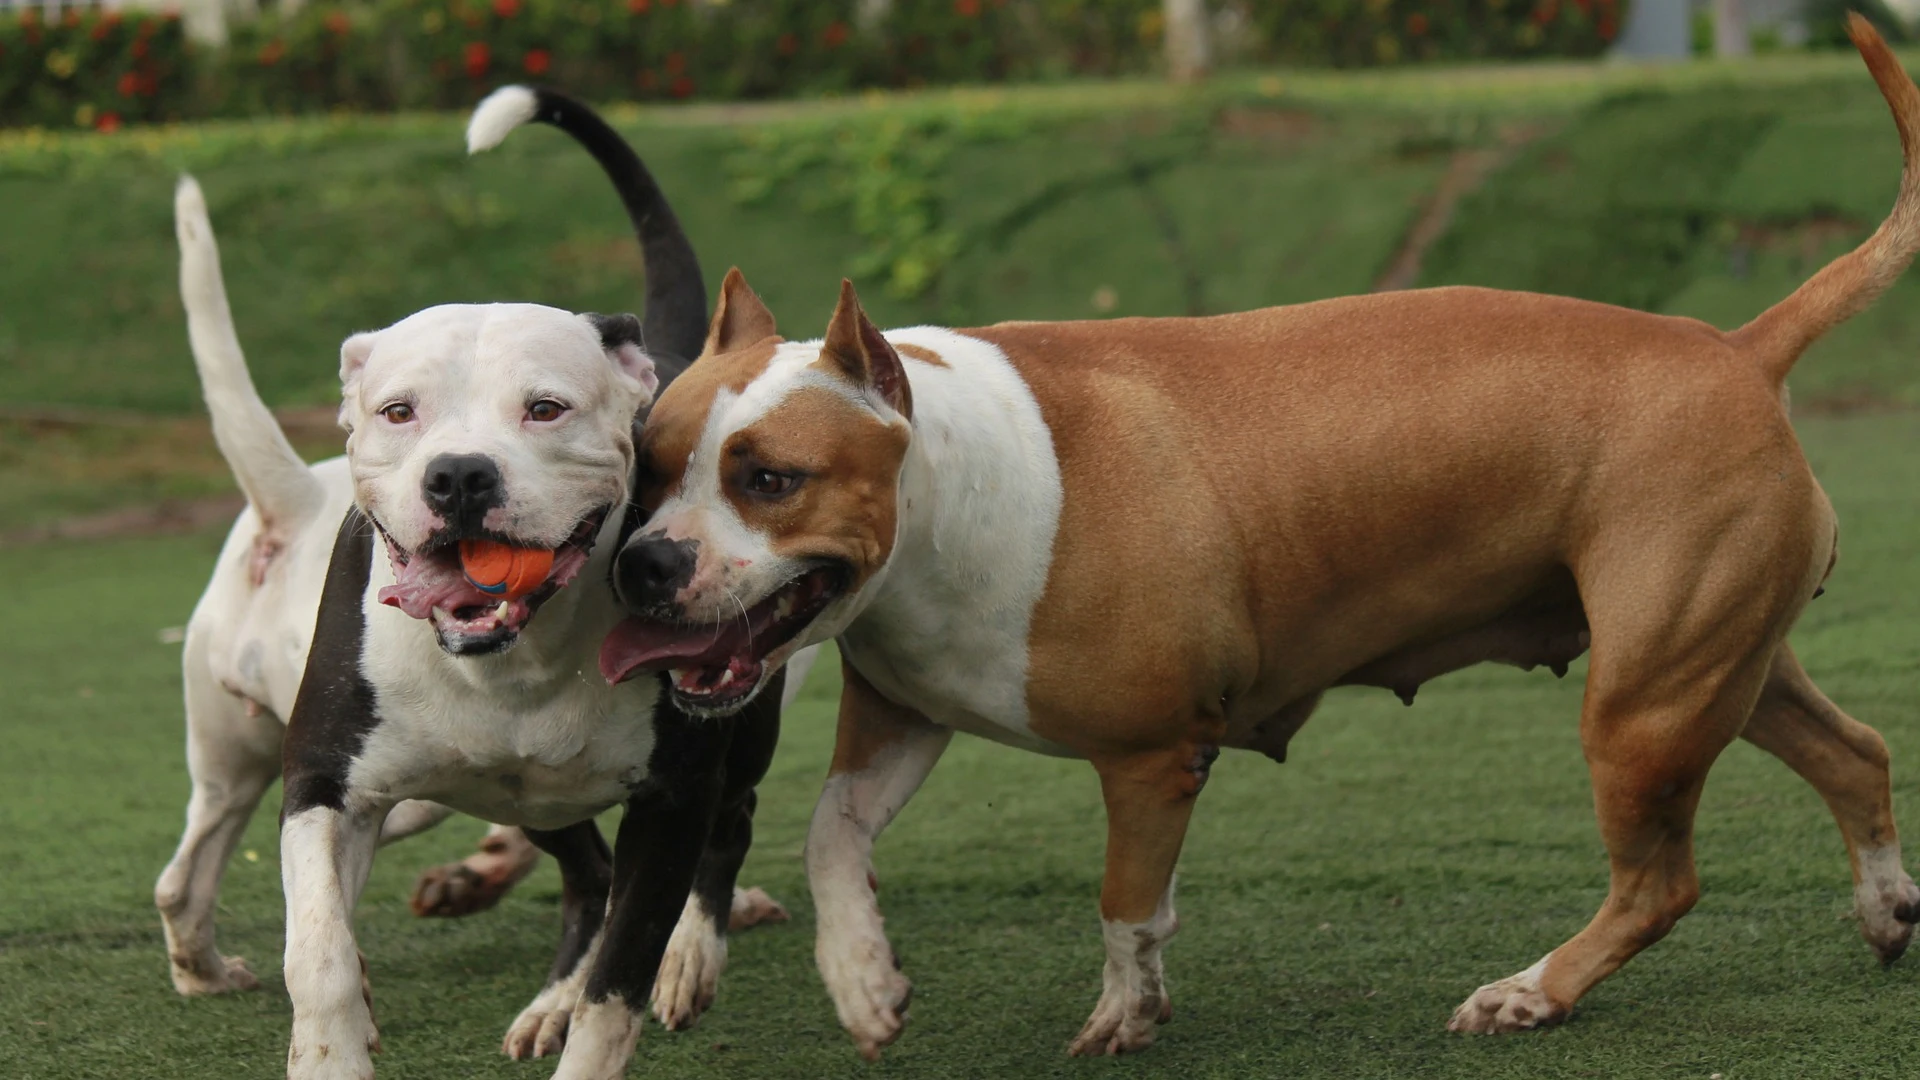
1, 0, 1623, 131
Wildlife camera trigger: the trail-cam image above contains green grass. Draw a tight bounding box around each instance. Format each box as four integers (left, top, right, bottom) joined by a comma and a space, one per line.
3, 413, 1919, 1078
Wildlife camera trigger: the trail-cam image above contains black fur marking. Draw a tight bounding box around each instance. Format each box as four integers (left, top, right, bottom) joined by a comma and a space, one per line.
524, 821, 614, 984
1814, 585, 1826, 599
582, 667, 787, 1010
691, 674, 783, 928
586, 312, 644, 354
524, 88, 706, 387
282, 509, 381, 816
1395, 683, 1417, 707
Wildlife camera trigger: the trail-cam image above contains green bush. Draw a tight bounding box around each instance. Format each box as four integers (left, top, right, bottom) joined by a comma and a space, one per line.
0, 0, 1623, 130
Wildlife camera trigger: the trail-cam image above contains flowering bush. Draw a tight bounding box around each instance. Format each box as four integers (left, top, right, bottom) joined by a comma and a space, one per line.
0, 0, 1626, 130
0, 8, 190, 130
1246, 0, 1622, 67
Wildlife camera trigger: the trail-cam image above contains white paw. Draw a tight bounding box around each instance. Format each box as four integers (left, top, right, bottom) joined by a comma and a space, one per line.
169, 952, 259, 996
503, 983, 579, 1060
286, 1017, 378, 1080
728, 886, 789, 932
652, 911, 726, 1031
1448, 963, 1569, 1034
548, 996, 641, 1080
1067, 979, 1170, 1057
1854, 849, 1920, 963
817, 925, 911, 1061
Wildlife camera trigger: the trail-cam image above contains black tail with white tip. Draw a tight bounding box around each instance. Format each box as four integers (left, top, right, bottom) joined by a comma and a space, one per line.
467, 85, 708, 386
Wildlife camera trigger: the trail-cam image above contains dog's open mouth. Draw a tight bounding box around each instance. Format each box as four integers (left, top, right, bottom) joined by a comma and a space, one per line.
597, 565, 844, 708
375, 508, 608, 651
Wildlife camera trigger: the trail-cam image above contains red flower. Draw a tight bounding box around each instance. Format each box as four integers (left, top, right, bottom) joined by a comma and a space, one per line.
523, 48, 550, 75
669, 75, 693, 98
90, 12, 122, 40
18, 7, 36, 27
822, 20, 849, 48
465, 41, 491, 77
1598, 15, 1617, 38
137, 69, 159, 96
1406, 12, 1428, 34
258, 39, 286, 66
637, 68, 658, 90
665, 50, 685, 74
96, 112, 122, 134
1531, 0, 1558, 25
493, 0, 520, 18
776, 32, 798, 56
137, 16, 156, 37
63, 9, 81, 28
627, 0, 649, 11
118, 71, 140, 96
132, 39, 149, 59
954, 0, 980, 15
325, 10, 351, 34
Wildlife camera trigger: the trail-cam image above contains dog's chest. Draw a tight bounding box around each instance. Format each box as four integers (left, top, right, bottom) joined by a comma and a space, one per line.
350, 624, 658, 830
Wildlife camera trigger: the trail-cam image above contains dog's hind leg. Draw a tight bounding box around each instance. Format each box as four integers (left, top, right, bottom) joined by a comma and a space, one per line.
504, 821, 614, 1060
156, 638, 282, 996
1741, 645, 1919, 961
407, 823, 542, 917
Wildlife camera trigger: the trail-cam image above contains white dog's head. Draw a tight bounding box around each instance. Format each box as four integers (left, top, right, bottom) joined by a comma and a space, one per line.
340, 303, 657, 655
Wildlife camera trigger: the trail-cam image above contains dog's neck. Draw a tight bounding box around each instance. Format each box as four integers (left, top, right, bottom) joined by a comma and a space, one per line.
839, 327, 1063, 655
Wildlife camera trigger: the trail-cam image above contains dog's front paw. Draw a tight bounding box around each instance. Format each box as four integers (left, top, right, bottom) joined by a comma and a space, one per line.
728, 886, 789, 932
503, 985, 579, 1060
287, 1016, 379, 1080
652, 910, 727, 1031
1447, 967, 1569, 1034
1067, 979, 1170, 1056
1856, 857, 1920, 964
817, 929, 912, 1060
169, 951, 260, 996
547, 998, 641, 1080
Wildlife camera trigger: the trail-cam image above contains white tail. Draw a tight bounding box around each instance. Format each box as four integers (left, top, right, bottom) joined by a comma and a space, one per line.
175, 176, 324, 528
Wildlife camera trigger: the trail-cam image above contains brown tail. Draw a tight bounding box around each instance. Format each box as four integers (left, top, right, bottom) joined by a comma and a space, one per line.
1730, 14, 1920, 384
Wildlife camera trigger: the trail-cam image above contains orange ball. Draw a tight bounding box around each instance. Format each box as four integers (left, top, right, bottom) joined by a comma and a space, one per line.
460, 539, 555, 599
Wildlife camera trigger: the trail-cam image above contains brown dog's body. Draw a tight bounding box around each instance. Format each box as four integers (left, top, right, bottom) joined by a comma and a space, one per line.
599, 18, 1920, 1059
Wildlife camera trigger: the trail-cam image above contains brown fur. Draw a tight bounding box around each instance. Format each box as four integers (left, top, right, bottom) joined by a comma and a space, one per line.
659, 20, 1920, 1054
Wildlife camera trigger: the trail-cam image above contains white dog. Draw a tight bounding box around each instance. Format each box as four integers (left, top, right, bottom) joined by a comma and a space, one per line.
155, 87, 814, 1079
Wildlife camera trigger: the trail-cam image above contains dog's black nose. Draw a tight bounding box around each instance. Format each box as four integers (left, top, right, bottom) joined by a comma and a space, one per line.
615, 534, 698, 610
422, 454, 504, 529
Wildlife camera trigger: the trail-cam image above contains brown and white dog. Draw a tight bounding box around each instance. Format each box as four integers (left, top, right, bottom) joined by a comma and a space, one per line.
597, 18, 1920, 1059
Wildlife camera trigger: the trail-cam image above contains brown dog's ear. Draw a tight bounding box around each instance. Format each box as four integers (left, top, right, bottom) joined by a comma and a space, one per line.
821, 278, 911, 420
703, 267, 778, 358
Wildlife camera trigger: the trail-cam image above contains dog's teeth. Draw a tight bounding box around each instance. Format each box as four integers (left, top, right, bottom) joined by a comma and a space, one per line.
496, 601, 511, 621
717, 668, 735, 688
431, 606, 450, 622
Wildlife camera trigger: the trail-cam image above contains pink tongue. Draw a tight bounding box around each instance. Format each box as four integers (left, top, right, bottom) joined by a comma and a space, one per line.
378, 556, 501, 620
599, 618, 750, 685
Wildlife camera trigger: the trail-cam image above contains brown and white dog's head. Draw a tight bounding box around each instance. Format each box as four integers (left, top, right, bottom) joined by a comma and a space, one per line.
341, 302, 658, 655
598, 270, 911, 715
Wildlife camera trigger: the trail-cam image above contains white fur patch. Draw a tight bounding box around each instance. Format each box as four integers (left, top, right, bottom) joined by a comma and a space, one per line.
1448, 951, 1563, 1034
468, 85, 539, 154
835, 328, 1068, 754
505, 931, 602, 1060
652, 895, 726, 1030
549, 992, 642, 1080
282, 806, 383, 1080
1070, 882, 1177, 1056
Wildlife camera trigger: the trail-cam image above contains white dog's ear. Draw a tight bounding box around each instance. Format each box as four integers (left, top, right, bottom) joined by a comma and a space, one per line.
338, 332, 378, 431
586, 313, 658, 399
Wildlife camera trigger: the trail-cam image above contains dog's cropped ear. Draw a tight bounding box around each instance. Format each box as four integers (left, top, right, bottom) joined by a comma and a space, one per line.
703, 268, 778, 358
821, 278, 911, 420
339, 332, 377, 430
585, 312, 659, 399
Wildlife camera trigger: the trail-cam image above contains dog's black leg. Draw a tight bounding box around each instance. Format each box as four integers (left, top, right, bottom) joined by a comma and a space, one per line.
653, 669, 787, 1030
500, 820, 615, 1060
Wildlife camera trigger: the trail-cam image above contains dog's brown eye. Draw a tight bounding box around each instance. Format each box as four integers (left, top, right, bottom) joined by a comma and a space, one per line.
380, 403, 414, 424
747, 469, 797, 496
527, 399, 567, 423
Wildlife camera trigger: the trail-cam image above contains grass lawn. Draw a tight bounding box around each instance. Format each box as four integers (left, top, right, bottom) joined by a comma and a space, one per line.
3, 416, 1918, 1079
7, 42, 1920, 1080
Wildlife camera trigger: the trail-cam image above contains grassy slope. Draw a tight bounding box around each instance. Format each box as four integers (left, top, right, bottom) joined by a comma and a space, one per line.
3, 414, 1918, 1079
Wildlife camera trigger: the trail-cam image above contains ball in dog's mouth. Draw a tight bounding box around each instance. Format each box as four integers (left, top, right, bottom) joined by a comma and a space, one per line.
597, 565, 845, 711
374, 508, 608, 655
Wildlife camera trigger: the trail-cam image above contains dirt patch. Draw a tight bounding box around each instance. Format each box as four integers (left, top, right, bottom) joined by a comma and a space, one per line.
1372, 123, 1549, 294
